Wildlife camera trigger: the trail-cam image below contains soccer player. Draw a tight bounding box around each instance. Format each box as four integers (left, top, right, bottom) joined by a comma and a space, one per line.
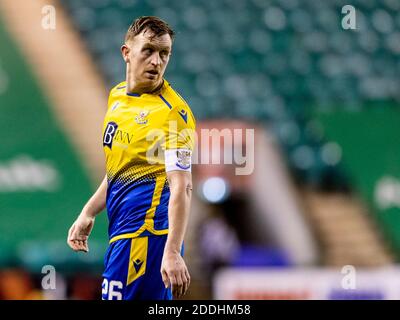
67, 16, 196, 300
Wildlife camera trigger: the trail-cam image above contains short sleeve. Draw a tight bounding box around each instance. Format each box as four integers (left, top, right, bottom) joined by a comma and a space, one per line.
162, 104, 196, 172
162, 105, 196, 151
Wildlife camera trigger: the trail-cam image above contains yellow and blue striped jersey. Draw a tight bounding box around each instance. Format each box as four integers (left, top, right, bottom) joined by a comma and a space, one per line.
102, 79, 196, 243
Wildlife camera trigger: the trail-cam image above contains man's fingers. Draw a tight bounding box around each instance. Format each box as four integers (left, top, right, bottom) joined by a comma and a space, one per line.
67, 224, 75, 242
160, 255, 190, 298
67, 238, 73, 249
73, 240, 82, 251
172, 272, 186, 299
162, 270, 189, 299
77, 240, 88, 252
67, 233, 77, 250
182, 269, 190, 297
161, 269, 169, 289
68, 238, 81, 251
67, 224, 80, 248
83, 242, 89, 252
170, 274, 179, 298
176, 273, 184, 299
76, 240, 84, 250
185, 269, 191, 289
69, 240, 80, 251
68, 239, 88, 252
81, 240, 89, 252
178, 268, 190, 298
67, 221, 90, 252
71, 234, 88, 242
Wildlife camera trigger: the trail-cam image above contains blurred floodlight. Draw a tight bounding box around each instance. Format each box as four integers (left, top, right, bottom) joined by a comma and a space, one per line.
201, 177, 230, 203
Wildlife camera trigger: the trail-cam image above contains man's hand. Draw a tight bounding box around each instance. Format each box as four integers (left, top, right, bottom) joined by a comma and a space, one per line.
161, 251, 190, 299
67, 213, 95, 253
67, 175, 106, 253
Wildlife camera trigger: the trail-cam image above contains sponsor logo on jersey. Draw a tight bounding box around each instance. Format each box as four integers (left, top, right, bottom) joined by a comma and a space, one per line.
133, 259, 143, 273
103, 122, 134, 149
178, 109, 188, 123
103, 122, 118, 149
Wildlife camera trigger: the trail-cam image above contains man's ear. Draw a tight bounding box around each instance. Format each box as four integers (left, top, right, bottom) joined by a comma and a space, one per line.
121, 44, 130, 63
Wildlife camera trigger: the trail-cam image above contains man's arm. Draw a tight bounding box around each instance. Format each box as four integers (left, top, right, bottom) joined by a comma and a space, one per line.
67, 174, 108, 253
161, 170, 192, 299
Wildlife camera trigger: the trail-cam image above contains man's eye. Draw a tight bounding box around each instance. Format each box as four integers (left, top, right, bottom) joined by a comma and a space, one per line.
144, 48, 152, 54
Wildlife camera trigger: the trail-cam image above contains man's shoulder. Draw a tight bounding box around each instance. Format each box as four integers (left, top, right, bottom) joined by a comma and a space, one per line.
163, 81, 196, 128
109, 81, 127, 97
163, 80, 191, 111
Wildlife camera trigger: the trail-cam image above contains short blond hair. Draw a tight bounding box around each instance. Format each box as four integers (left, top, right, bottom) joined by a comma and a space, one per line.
125, 16, 175, 43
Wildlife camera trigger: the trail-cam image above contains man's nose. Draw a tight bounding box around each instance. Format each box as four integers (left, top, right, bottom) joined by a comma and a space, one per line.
150, 52, 161, 66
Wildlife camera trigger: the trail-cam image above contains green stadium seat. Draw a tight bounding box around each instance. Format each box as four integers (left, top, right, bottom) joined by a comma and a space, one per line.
59, 0, 399, 185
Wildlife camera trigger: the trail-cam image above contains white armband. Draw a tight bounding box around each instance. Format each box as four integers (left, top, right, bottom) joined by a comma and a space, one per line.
165, 149, 192, 172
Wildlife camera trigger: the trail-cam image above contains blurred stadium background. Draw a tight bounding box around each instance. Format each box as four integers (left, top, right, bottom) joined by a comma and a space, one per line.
0, 0, 399, 299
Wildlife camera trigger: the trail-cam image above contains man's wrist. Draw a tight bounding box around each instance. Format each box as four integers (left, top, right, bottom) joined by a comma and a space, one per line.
163, 245, 181, 256
81, 207, 97, 219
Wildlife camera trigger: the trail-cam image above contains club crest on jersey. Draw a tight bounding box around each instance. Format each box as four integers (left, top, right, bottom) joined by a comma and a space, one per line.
176, 150, 191, 170
135, 110, 150, 124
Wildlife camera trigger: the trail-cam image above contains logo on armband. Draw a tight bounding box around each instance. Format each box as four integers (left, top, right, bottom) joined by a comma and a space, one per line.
176, 150, 191, 170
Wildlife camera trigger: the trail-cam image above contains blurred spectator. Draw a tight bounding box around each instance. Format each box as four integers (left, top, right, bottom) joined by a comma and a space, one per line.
199, 206, 240, 274
0, 269, 43, 300
68, 274, 102, 300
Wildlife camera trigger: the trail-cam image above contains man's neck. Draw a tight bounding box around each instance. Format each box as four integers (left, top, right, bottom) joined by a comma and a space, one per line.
126, 78, 164, 95
148, 79, 165, 94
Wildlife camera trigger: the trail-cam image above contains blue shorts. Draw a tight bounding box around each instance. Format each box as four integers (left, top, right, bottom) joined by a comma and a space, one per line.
102, 234, 182, 300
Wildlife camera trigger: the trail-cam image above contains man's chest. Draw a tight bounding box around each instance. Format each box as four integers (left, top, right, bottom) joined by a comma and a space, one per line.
103, 97, 168, 152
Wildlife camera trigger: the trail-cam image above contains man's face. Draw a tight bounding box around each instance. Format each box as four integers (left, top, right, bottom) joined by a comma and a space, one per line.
122, 30, 172, 91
